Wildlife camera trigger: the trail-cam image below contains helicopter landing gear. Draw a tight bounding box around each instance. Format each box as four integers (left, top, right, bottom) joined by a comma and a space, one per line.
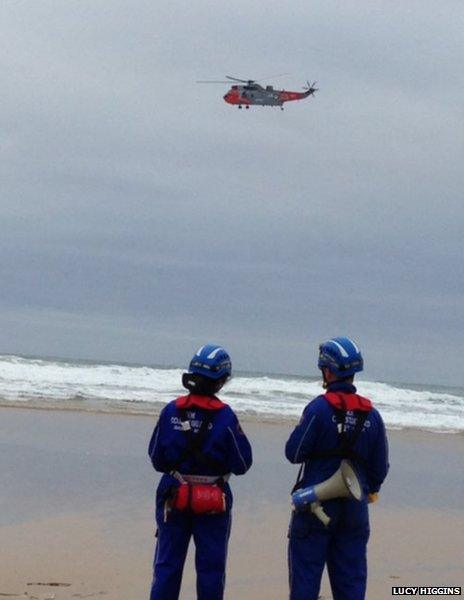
245, 105, 249, 109
280, 106, 284, 111
238, 105, 242, 109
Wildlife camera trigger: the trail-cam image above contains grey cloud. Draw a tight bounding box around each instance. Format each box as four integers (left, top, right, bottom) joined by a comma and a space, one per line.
0, 1, 463, 385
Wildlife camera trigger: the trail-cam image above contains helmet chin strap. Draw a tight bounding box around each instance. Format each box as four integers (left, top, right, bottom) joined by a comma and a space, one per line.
321, 368, 354, 389
321, 368, 329, 389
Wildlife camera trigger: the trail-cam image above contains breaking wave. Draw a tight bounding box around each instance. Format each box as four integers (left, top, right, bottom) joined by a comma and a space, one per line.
0, 354, 463, 432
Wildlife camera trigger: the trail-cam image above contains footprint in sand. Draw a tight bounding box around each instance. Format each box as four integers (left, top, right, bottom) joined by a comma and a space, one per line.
71, 594, 107, 598
26, 585, 70, 588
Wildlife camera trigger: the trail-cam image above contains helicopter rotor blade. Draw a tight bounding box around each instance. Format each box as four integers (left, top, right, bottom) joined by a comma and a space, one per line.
257, 72, 290, 81
226, 75, 253, 83
197, 80, 234, 84
229, 72, 290, 82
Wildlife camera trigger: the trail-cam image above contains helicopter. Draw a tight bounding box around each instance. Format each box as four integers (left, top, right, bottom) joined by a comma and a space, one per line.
197, 75, 318, 110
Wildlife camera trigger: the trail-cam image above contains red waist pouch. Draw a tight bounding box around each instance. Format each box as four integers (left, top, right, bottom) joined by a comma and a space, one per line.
173, 483, 226, 514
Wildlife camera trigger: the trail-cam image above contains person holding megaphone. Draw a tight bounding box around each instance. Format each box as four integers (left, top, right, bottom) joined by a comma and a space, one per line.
285, 337, 389, 600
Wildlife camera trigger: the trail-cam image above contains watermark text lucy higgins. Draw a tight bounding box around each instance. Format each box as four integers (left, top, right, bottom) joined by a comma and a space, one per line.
392, 588, 461, 596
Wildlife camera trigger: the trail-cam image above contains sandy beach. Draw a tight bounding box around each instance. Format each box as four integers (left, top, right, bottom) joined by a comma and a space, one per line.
1, 407, 463, 599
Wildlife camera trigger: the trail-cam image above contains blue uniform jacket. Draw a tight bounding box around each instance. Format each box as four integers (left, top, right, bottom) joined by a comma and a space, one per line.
149, 398, 252, 510
285, 382, 389, 495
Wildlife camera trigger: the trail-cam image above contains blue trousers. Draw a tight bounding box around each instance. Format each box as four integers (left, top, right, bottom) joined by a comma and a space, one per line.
288, 500, 370, 600
149, 510, 232, 600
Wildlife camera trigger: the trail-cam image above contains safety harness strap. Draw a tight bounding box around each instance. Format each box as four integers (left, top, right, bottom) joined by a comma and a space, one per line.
171, 407, 225, 476
307, 409, 369, 465
291, 395, 371, 493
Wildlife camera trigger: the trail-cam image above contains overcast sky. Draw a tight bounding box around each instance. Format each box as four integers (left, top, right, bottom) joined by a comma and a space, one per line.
1, 1, 463, 385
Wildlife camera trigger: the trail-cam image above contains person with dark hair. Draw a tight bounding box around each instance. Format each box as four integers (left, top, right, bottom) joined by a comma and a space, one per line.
148, 344, 252, 600
286, 337, 389, 600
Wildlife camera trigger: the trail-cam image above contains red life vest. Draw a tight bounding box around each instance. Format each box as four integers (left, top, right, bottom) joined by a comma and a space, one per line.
298, 391, 374, 468
324, 391, 373, 412
175, 394, 226, 411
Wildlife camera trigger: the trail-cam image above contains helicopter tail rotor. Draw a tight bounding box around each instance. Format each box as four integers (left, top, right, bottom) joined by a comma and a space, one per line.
303, 80, 318, 96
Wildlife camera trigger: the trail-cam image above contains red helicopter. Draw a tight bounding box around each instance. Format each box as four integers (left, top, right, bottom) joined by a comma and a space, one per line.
197, 75, 318, 110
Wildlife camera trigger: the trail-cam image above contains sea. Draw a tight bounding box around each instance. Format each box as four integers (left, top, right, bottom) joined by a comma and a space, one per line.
0, 354, 463, 433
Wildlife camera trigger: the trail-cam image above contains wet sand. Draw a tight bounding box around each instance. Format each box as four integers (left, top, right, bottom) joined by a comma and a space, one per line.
1, 407, 463, 599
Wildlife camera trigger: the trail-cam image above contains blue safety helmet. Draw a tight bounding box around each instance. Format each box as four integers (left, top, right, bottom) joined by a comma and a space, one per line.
318, 337, 363, 378
188, 344, 232, 380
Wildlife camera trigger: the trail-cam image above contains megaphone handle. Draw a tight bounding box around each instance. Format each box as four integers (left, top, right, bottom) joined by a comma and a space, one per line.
310, 501, 331, 527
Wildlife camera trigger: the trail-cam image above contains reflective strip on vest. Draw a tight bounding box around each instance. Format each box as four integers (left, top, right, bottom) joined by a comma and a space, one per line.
179, 474, 222, 484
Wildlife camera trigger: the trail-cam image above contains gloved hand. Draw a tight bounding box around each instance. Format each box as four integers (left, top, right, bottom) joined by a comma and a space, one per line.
367, 492, 379, 504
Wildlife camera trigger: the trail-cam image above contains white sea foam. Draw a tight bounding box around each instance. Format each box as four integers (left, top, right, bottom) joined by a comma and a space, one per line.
0, 354, 463, 432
